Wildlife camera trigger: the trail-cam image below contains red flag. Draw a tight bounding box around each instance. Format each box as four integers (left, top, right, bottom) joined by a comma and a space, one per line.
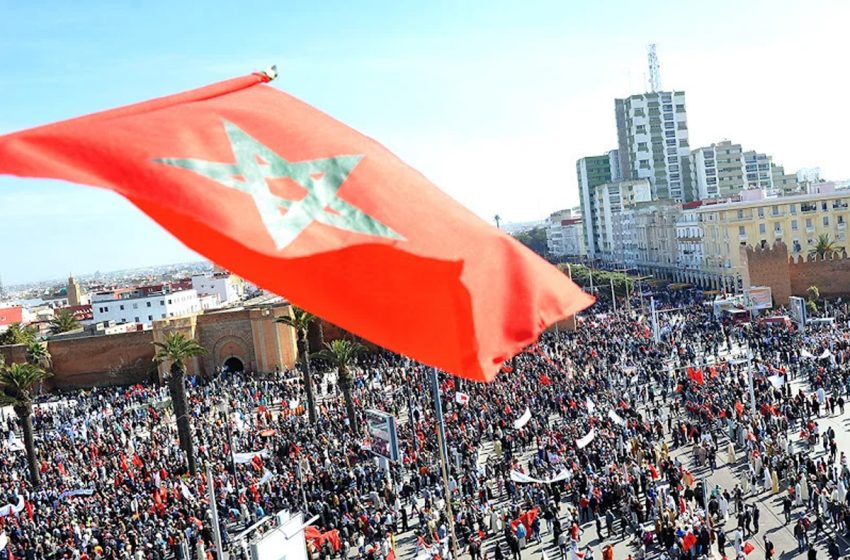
735, 401, 744, 415
539, 373, 553, 386
0, 72, 592, 382
688, 369, 704, 385
682, 531, 696, 552
743, 542, 754, 555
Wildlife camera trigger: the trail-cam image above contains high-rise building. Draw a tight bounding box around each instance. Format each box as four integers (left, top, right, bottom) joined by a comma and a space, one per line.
690, 140, 800, 199
576, 154, 615, 258
67, 274, 82, 307
615, 91, 693, 201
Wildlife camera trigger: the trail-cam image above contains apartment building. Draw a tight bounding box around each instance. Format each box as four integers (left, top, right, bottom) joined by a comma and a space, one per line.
592, 179, 652, 260
694, 184, 850, 290
615, 90, 693, 201
545, 209, 585, 257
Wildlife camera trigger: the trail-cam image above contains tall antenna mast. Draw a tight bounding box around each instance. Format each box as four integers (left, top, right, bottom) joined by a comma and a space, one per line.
648, 43, 661, 92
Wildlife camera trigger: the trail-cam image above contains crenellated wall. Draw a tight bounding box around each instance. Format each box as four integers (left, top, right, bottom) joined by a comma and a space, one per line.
741, 240, 850, 305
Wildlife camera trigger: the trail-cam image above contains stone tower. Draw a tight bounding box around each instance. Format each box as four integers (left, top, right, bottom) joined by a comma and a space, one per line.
67, 274, 82, 307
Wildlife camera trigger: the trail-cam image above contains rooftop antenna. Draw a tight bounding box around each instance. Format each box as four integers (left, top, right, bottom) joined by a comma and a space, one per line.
648, 43, 661, 92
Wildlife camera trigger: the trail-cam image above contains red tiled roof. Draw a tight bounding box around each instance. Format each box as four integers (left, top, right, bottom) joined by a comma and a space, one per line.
0, 307, 24, 327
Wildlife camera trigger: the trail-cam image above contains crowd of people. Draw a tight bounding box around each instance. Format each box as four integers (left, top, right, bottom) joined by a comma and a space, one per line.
2, 288, 850, 560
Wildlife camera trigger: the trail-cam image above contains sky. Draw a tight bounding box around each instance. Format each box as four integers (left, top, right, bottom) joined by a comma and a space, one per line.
2, 0, 849, 284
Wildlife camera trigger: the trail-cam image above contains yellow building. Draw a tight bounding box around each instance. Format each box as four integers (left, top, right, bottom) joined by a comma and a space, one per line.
695, 185, 849, 289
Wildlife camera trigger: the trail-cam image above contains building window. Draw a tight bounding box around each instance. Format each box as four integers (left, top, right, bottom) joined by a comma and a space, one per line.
738, 226, 745, 236
119, 305, 124, 311
759, 223, 766, 234
134, 316, 140, 323
104, 306, 108, 312
822, 202, 828, 211
792, 220, 798, 231
637, 142, 648, 151
771, 206, 779, 216
146, 301, 152, 308
148, 315, 153, 321
824, 216, 830, 226
133, 303, 138, 309
737, 210, 744, 219
161, 314, 166, 319
160, 300, 165, 306
168, 299, 172, 304
639, 160, 650, 169
774, 224, 782, 233
789, 204, 796, 215
806, 218, 813, 229
757, 208, 765, 218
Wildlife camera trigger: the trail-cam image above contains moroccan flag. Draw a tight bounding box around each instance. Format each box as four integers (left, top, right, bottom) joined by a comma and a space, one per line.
0, 71, 592, 382
743, 542, 754, 555
539, 373, 553, 386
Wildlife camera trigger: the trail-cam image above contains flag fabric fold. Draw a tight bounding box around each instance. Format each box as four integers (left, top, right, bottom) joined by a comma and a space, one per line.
0, 72, 592, 382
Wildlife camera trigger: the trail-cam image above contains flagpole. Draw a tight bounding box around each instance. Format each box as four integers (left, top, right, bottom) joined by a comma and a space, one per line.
429, 367, 459, 560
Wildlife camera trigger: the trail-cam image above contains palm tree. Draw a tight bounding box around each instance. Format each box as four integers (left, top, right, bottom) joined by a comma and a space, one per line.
276, 308, 319, 424
49, 309, 80, 334
0, 323, 38, 346
25, 341, 51, 369
0, 363, 51, 486
494, 214, 502, 229
809, 233, 843, 258
153, 332, 207, 475
313, 339, 364, 433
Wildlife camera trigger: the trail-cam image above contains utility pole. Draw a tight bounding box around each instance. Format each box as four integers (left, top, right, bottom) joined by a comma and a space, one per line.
651, 297, 660, 343
746, 343, 757, 416
610, 277, 617, 313
429, 369, 458, 560
207, 467, 224, 560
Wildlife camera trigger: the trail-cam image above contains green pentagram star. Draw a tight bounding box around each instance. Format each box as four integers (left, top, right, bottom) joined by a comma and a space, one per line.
155, 120, 403, 250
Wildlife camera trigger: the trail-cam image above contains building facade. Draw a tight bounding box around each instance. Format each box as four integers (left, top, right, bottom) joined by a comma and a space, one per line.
91, 288, 203, 326
593, 179, 652, 261
694, 185, 850, 291
191, 273, 244, 307
545, 209, 585, 257
615, 90, 693, 202
576, 155, 615, 257
690, 140, 801, 200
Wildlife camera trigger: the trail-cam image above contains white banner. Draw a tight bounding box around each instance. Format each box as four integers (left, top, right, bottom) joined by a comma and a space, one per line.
233, 449, 270, 464
180, 482, 194, 502
586, 397, 595, 412
768, 375, 784, 388
513, 408, 532, 430
608, 410, 625, 426
260, 469, 275, 485
801, 349, 816, 359
576, 429, 596, 449
0, 496, 24, 516
509, 469, 571, 484
455, 392, 469, 405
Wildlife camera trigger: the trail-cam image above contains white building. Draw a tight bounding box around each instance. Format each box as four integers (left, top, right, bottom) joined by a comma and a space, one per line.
91, 288, 202, 326
191, 273, 244, 307
615, 90, 693, 201
545, 209, 585, 257
675, 203, 705, 273
593, 179, 652, 260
